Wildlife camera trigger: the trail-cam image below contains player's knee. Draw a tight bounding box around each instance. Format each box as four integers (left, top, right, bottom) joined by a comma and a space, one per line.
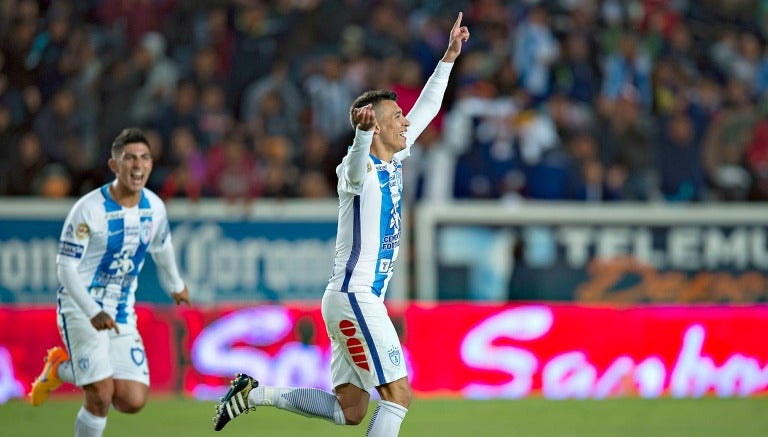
84, 395, 112, 416
390, 390, 412, 409
112, 391, 148, 414
382, 382, 413, 408
84, 386, 114, 416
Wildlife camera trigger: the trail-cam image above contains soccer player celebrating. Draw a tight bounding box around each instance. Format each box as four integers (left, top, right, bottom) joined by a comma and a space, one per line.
29, 128, 190, 437
213, 12, 469, 436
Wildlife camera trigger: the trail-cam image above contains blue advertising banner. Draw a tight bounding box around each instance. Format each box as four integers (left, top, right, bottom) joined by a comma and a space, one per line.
0, 218, 337, 303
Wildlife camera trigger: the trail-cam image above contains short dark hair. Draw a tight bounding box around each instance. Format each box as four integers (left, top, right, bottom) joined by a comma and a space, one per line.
111, 127, 150, 157
349, 90, 398, 128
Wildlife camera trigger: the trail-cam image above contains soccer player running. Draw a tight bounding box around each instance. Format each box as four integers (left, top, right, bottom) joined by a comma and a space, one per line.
29, 127, 190, 437
212, 12, 469, 436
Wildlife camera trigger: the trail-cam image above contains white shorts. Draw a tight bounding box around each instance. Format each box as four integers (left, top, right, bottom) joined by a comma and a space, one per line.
321, 290, 407, 391
57, 310, 150, 387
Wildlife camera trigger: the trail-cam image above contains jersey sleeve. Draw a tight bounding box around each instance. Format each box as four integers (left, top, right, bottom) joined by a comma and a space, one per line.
148, 198, 186, 294
56, 199, 102, 318
57, 199, 92, 267
395, 61, 454, 161
337, 128, 374, 194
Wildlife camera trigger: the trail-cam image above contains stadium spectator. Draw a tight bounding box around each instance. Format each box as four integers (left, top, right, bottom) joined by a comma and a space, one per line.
257, 135, 300, 199
32, 87, 88, 171
196, 83, 233, 149
512, 5, 560, 104
206, 128, 261, 201
129, 32, 179, 125
3, 130, 47, 196
153, 79, 201, 148
657, 112, 707, 202
702, 78, 757, 201
240, 60, 304, 136
96, 0, 179, 47
303, 54, 359, 142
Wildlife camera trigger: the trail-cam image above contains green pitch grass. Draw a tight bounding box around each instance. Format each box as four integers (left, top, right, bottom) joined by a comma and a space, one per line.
4, 396, 768, 436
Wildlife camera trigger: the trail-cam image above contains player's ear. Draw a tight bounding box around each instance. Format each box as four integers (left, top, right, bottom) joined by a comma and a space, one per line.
107, 158, 117, 173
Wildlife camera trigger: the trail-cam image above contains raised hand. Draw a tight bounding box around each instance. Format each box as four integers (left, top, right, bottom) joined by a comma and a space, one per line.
352, 104, 376, 131
443, 11, 470, 63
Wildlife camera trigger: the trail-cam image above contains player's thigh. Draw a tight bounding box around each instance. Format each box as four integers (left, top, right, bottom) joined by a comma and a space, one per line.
58, 311, 113, 387
109, 326, 150, 386
323, 291, 407, 390
109, 327, 150, 412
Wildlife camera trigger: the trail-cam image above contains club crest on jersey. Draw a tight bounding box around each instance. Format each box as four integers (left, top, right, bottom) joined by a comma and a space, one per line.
388, 346, 401, 366
131, 346, 146, 366
140, 220, 152, 244
76, 223, 90, 240
78, 357, 90, 371
367, 162, 372, 173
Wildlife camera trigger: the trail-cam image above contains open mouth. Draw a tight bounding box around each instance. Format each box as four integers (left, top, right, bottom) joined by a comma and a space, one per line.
130, 172, 144, 184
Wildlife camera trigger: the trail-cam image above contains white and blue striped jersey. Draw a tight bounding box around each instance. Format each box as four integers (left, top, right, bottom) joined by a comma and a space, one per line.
56, 184, 183, 325
325, 62, 453, 299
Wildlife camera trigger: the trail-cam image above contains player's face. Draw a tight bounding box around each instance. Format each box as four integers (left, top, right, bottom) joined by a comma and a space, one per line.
111, 142, 153, 193
376, 100, 410, 153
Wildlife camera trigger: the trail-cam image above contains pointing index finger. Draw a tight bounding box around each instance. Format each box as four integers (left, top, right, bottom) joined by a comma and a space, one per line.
453, 11, 463, 30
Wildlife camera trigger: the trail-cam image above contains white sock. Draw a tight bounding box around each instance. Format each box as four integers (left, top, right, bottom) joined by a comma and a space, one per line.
248, 386, 346, 425
75, 406, 107, 437
57, 361, 75, 384
366, 400, 408, 437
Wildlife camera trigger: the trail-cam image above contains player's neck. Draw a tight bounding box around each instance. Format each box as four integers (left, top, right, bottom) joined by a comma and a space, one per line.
370, 142, 394, 164
109, 182, 141, 208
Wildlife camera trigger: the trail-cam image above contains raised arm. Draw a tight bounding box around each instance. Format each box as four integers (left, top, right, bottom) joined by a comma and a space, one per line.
401, 12, 470, 154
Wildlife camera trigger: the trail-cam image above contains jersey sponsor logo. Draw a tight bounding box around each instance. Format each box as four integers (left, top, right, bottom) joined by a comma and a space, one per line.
75, 223, 89, 240
105, 211, 125, 220
108, 229, 123, 237
378, 258, 392, 273
91, 273, 136, 288
58, 241, 85, 259
90, 285, 124, 302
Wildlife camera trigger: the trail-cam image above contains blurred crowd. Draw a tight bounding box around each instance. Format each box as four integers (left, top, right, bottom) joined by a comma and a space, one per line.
2, 0, 768, 203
